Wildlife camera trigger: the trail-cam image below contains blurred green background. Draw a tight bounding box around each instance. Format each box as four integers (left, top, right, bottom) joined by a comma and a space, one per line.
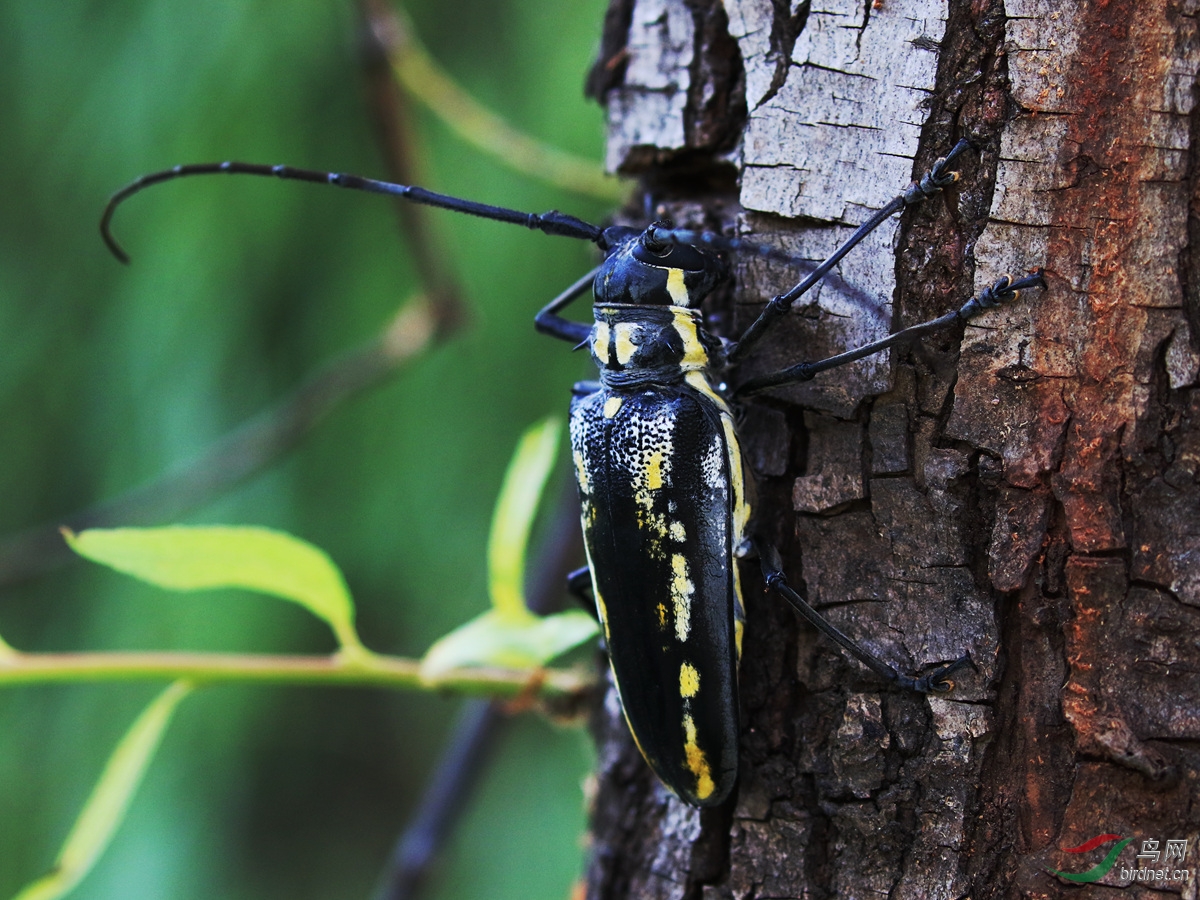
0, 1, 612, 897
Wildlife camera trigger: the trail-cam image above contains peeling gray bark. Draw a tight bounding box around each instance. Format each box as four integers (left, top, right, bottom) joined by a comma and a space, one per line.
605, 0, 695, 170
584, 0, 1200, 897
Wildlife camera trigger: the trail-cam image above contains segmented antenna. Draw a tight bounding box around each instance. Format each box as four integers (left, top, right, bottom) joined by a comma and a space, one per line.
100, 161, 608, 263
102, 141, 974, 274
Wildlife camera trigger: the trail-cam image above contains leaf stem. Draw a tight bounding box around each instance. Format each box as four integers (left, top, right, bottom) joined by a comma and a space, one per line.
0, 649, 592, 698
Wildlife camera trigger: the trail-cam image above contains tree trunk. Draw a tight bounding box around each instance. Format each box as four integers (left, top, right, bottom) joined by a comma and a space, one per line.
583, 1, 1200, 897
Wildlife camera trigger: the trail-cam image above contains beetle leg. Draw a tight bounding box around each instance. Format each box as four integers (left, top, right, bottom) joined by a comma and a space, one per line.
755, 542, 973, 694
566, 565, 597, 617
735, 270, 1047, 398
564, 567, 608, 652
728, 140, 972, 363
535, 267, 600, 344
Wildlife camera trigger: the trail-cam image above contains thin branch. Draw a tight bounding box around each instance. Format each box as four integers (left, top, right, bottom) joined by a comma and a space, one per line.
0, 647, 592, 699
0, 296, 442, 589
373, 481, 586, 900
374, 700, 503, 900
357, 0, 468, 329
358, 7, 601, 893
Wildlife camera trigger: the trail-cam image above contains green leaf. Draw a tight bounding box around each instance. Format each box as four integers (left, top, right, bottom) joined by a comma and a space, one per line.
420, 608, 598, 680
0, 629, 15, 659
488, 417, 561, 617
64, 526, 363, 653
12, 681, 193, 900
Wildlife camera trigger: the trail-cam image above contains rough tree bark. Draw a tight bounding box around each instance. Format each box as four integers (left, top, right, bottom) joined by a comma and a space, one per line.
582, 1, 1200, 897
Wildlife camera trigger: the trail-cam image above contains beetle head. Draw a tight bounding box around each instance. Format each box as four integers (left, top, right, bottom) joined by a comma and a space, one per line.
595, 223, 726, 308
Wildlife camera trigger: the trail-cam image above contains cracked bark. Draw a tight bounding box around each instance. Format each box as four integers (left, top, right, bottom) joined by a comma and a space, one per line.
584, 0, 1200, 897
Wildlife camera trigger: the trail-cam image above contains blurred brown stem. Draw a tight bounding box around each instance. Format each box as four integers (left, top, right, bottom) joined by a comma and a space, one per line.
0, 297, 451, 589
360, 0, 624, 202
0, 2, 480, 590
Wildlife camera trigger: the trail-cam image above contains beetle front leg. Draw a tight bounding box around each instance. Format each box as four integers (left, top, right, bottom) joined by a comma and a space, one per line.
755, 542, 972, 694
534, 267, 599, 344
727, 140, 972, 363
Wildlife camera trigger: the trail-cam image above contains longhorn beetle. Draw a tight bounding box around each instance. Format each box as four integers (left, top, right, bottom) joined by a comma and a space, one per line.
101, 140, 1045, 807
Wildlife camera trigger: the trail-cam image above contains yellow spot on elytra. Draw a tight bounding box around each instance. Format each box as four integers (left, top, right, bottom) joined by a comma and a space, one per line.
734, 618, 744, 661
656, 602, 668, 630
679, 367, 750, 670
666, 268, 689, 305
573, 450, 589, 493
679, 662, 700, 698
720, 416, 749, 540
603, 396, 622, 418
683, 370, 748, 542
669, 521, 686, 542
613, 322, 638, 364
682, 714, 715, 800
646, 451, 664, 490
637, 508, 668, 560
671, 554, 693, 641
595, 588, 610, 642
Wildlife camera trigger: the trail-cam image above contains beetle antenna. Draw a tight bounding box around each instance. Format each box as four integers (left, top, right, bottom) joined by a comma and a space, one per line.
100, 162, 607, 264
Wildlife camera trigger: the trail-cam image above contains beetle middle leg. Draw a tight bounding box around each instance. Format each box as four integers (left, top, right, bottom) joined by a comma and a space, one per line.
754, 542, 972, 694
735, 270, 1047, 397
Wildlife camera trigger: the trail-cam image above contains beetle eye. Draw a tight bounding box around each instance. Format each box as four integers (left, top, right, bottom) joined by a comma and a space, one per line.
639, 231, 671, 256
632, 239, 709, 272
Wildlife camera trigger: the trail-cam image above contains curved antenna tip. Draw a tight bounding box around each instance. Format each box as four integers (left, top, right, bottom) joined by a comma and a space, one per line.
99, 197, 132, 264
102, 231, 131, 265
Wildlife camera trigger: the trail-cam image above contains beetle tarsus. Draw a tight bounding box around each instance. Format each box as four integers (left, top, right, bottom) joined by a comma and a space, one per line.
904, 653, 975, 694
957, 269, 1047, 320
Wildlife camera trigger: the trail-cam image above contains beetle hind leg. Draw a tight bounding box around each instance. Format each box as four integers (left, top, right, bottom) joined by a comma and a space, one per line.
755, 541, 974, 694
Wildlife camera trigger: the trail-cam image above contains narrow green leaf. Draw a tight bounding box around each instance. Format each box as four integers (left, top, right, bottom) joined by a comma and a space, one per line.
487, 417, 561, 618
424, 416, 596, 682
421, 608, 598, 681
12, 681, 193, 900
64, 526, 363, 653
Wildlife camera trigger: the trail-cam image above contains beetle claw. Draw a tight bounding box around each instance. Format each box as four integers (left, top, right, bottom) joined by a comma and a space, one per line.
914, 653, 975, 694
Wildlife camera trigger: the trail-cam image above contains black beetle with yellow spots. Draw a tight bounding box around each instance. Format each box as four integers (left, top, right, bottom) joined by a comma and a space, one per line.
101, 142, 1045, 807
